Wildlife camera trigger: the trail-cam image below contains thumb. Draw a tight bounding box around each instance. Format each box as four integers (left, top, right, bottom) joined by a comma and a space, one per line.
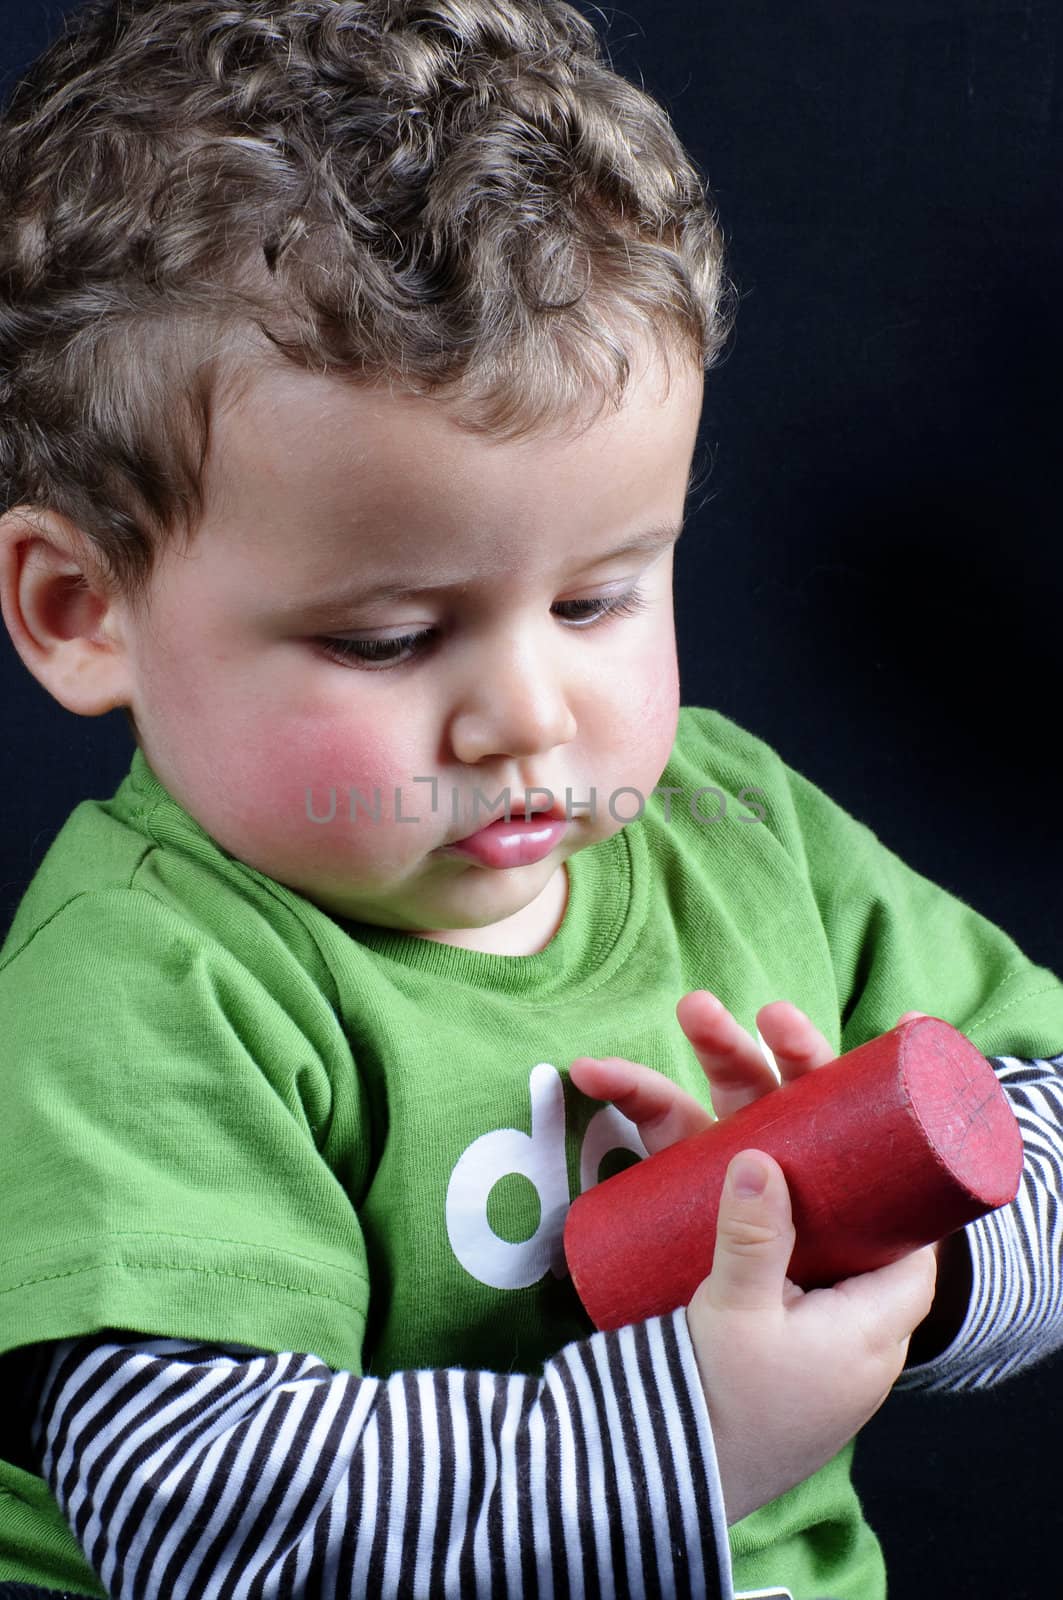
707, 1150, 796, 1312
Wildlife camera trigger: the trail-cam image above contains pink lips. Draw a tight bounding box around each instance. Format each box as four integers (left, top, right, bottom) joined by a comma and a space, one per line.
445, 815, 569, 869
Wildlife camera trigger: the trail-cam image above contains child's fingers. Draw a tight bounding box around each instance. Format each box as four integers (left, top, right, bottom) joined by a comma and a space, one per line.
572, 993, 842, 1156
700, 1150, 796, 1314
675, 992, 794, 1120
755, 1000, 835, 1079
676, 990, 781, 1120
568, 1055, 714, 1153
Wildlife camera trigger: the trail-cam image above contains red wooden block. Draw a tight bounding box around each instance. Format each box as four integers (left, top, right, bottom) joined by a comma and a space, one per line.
564, 1016, 1023, 1332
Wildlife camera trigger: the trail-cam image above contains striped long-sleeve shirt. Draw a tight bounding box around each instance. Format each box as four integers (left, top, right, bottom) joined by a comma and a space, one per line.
26, 1310, 731, 1600
24, 1050, 1063, 1600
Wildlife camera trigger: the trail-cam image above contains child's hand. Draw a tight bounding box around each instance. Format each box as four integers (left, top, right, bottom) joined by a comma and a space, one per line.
569, 989, 811, 1152
674, 989, 926, 1120
569, 992, 929, 1146
570, 990, 836, 1147
687, 1147, 937, 1522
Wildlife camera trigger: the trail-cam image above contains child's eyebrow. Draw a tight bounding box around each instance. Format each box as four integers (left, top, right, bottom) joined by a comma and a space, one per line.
283, 522, 684, 619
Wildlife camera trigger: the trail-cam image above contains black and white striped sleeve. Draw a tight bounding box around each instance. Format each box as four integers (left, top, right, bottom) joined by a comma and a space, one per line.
28, 1309, 733, 1600
896, 1050, 1063, 1394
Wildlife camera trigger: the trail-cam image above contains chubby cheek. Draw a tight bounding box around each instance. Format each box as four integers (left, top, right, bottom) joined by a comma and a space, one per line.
264, 715, 441, 882
170, 696, 431, 888
599, 624, 680, 789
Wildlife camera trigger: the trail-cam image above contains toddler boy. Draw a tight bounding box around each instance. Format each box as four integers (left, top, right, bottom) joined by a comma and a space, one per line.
1, 2, 1063, 1597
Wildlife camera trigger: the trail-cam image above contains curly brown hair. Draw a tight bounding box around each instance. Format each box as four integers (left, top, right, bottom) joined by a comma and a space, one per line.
0, 0, 735, 610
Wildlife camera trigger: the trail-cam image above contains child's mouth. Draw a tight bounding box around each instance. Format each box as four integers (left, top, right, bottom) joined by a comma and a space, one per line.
444, 815, 569, 869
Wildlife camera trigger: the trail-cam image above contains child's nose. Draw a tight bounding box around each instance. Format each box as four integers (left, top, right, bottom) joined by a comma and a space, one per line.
448, 644, 578, 764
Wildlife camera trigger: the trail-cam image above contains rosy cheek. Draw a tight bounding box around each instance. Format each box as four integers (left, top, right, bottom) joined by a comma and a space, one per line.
136, 635, 431, 889
238, 709, 448, 887
252, 718, 401, 841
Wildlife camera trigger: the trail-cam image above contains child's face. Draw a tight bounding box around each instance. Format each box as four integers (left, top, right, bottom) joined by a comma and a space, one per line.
110, 346, 702, 951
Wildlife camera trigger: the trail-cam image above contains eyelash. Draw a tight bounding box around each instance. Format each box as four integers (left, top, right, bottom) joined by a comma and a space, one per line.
316, 588, 650, 670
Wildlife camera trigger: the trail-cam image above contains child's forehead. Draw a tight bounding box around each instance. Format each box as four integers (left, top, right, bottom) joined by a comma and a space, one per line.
187, 342, 702, 583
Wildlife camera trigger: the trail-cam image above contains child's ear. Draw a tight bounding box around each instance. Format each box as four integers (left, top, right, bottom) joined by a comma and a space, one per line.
0, 506, 137, 717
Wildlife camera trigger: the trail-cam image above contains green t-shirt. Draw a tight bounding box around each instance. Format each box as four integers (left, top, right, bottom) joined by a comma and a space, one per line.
1, 705, 1061, 1597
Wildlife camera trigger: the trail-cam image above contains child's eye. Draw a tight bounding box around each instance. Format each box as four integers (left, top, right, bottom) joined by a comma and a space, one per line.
551, 587, 649, 626
316, 630, 431, 669
315, 588, 649, 669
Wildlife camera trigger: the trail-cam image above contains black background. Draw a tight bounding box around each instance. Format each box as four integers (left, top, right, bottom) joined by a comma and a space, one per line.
2, 3, 1062, 1595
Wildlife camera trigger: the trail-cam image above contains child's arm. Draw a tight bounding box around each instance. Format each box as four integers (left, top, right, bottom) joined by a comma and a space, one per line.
25, 1148, 934, 1599
26, 1312, 731, 1600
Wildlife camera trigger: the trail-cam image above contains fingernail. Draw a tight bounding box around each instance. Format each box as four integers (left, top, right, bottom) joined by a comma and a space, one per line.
730, 1153, 768, 1197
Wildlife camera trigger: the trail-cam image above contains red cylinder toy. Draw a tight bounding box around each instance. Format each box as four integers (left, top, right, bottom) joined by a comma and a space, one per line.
564, 1015, 1023, 1331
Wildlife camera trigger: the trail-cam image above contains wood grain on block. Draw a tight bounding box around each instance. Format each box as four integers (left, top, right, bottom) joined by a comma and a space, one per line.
564, 1017, 1024, 1332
